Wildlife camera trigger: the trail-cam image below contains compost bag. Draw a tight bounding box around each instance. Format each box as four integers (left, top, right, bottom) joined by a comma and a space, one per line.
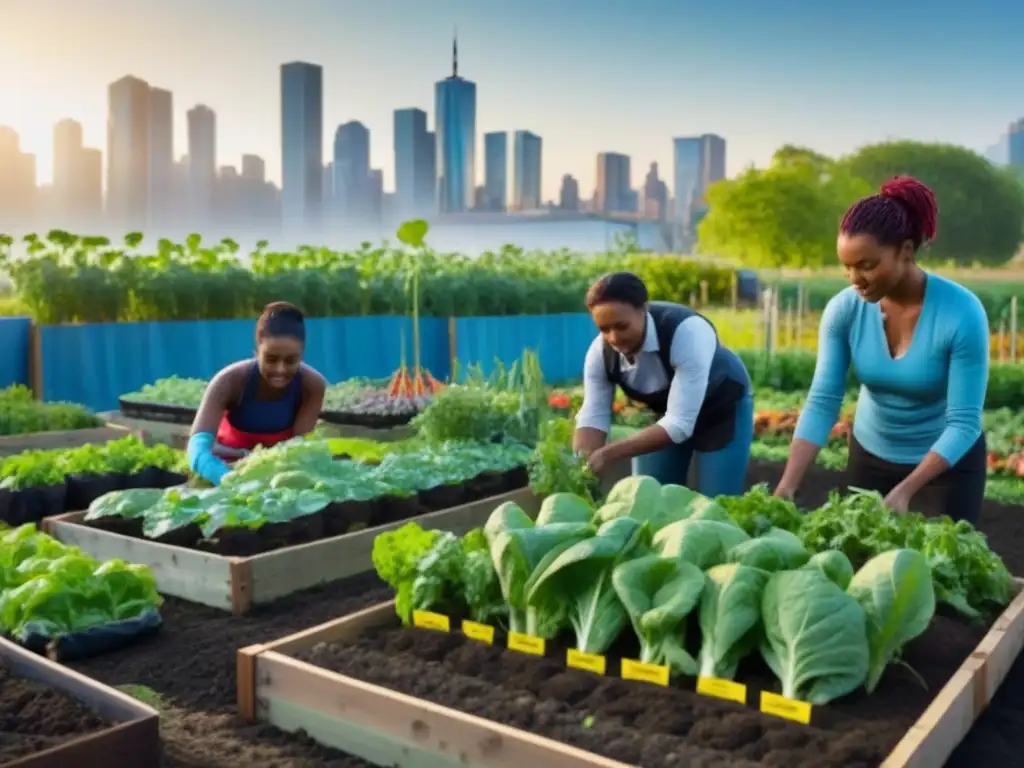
0, 483, 67, 525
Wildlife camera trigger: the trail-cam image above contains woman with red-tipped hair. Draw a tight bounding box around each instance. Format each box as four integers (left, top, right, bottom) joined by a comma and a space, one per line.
774, 177, 990, 522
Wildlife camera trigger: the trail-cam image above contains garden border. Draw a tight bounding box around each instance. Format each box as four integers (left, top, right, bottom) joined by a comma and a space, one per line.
0, 424, 131, 457
235, 580, 1024, 768
40, 487, 539, 615
0, 635, 160, 767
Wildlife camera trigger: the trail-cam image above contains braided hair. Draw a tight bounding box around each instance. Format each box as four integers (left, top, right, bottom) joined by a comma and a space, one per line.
840, 176, 938, 252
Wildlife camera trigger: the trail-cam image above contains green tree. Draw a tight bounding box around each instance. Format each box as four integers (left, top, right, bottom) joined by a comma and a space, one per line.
838, 141, 1024, 265
697, 155, 871, 268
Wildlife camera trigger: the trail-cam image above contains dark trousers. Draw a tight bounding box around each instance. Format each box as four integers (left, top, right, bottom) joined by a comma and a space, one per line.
847, 434, 987, 524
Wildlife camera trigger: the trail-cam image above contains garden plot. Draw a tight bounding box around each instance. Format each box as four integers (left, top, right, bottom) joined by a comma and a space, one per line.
0, 636, 159, 767
44, 487, 538, 615
238, 581, 1024, 768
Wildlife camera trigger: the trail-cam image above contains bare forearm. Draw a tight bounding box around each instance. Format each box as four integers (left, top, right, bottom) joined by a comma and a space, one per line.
603, 425, 673, 462
776, 438, 822, 494
894, 452, 950, 498
573, 427, 608, 455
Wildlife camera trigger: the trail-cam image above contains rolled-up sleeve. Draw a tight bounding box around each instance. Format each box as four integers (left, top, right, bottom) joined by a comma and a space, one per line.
793, 292, 852, 447
575, 336, 615, 434
929, 293, 988, 464
658, 316, 717, 444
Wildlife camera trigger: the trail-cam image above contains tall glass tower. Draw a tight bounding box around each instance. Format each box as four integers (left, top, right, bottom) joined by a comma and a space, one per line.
434, 35, 476, 213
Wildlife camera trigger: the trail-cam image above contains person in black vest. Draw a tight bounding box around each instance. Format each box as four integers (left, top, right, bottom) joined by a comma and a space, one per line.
573, 271, 754, 495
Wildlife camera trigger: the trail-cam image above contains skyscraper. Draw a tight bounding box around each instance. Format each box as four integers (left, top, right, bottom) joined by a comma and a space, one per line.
52, 119, 102, 228
513, 131, 542, 211
0, 127, 37, 231
673, 134, 726, 228
107, 75, 151, 230
281, 61, 324, 233
559, 174, 580, 210
187, 105, 217, 225
595, 152, 632, 213
394, 108, 437, 217
1009, 119, 1024, 169
483, 132, 507, 211
148, 87, 174, 228
642, 162, 668, 220
332, 121, 371, 221
434, 35, 476, 213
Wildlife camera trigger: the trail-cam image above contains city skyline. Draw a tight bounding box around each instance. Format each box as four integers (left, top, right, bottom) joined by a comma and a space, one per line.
4, 0, 1024, 200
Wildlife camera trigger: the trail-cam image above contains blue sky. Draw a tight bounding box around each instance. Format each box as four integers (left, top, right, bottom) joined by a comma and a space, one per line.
2, 0, 1022, 199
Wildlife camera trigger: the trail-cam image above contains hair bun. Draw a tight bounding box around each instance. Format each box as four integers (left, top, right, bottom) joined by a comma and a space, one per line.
879, 176, 938, 243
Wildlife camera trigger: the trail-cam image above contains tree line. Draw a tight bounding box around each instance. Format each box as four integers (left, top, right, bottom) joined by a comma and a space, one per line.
697, 141, 1024, 267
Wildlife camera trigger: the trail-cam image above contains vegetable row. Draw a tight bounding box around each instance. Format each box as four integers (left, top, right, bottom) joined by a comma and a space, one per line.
373, 477, 1014, 705
0, 523, 162, 642
0, 385, 102, 438
85, 437, 532, 542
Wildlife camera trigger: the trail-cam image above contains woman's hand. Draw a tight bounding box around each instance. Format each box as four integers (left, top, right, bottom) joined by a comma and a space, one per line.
773, 484, 796, 501
883, 486, 912, 515
586, 445, 615, 476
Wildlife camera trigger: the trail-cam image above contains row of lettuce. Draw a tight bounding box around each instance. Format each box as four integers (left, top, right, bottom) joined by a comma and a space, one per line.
373, 477, 1013, 704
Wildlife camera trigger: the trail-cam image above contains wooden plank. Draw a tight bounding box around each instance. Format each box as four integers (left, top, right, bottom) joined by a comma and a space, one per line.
243, 579, 1024, 768
261, 602, 397, 657
45, 512, 236, 611
28, 322, 43, 400
100, 411, 191, 448
46, 488, 538, 613
248, 487, 540, 606
0, 636, 160, 768
0, 424, 131, 456
255, 651, 631, 768
880, 578, 1024, 768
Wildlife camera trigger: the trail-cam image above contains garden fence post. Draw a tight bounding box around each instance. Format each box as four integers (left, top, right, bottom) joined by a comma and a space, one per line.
1011, 297, 1018, 364
447, 317, 457, 383
29, 323, 43, 401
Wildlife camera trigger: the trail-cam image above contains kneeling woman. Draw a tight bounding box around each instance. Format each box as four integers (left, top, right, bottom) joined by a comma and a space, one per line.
573, 272, 754, 495
187, 302, 327, 485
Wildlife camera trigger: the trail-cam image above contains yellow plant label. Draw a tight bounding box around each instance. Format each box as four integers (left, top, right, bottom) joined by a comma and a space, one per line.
696, 676, 747, 705
411, 611, 450, 632
507, 632, 545, 656
620, 658, 670, 687
760, 691, 812, 724
566, 649, 607, 675
461, 620, 495, 645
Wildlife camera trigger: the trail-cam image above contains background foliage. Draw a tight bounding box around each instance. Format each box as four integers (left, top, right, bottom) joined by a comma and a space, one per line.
698, 140, 1024, 268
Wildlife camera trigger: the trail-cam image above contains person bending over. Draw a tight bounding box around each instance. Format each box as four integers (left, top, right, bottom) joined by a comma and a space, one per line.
573, 271, 754, 496
187, 301, 327, 485
774, 176, 989, 522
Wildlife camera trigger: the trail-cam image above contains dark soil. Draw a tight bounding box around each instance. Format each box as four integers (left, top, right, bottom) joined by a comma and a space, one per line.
78, 467, 529, 557
0, 659, 111, 763
55, 460, 1023, 768
293, 600, 985, 768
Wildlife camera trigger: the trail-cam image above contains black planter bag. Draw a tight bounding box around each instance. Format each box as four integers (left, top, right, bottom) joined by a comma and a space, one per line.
121, 466, 162, 489
419, 483, 466, 511
65, 473, 121, 512
0, 483, 68, 525
18, 607, 164, 662
323, 500, 374, 536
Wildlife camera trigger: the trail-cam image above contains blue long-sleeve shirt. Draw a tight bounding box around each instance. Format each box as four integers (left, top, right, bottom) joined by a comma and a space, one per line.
794, 274, 989, 466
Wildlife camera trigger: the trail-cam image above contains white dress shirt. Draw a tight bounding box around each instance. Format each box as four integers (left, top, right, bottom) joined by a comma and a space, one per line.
575, 313, 718, 444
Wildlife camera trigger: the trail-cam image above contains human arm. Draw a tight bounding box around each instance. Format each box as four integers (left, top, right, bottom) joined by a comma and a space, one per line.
186, 365, 242, 485
293, 364, 328, 435
573, 337, 615, 455
885, 294, 989, 508
776, 294, 852, 497
595, 316, 717, 465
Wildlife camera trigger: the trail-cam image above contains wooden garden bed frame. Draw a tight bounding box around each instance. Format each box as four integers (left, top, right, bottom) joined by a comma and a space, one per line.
41, 487, 539, 615
0, 636, 160, 767
236, 579, 1024, 768
0, 423, 131, 457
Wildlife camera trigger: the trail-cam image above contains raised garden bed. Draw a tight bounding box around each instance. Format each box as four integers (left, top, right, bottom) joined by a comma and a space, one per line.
0, 424, 131, 458
0, 635, 159, 767
237, 579, 1024, 768
118, 398, 196, 425
320, 409, 417, 429
43, 486, 539, 615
